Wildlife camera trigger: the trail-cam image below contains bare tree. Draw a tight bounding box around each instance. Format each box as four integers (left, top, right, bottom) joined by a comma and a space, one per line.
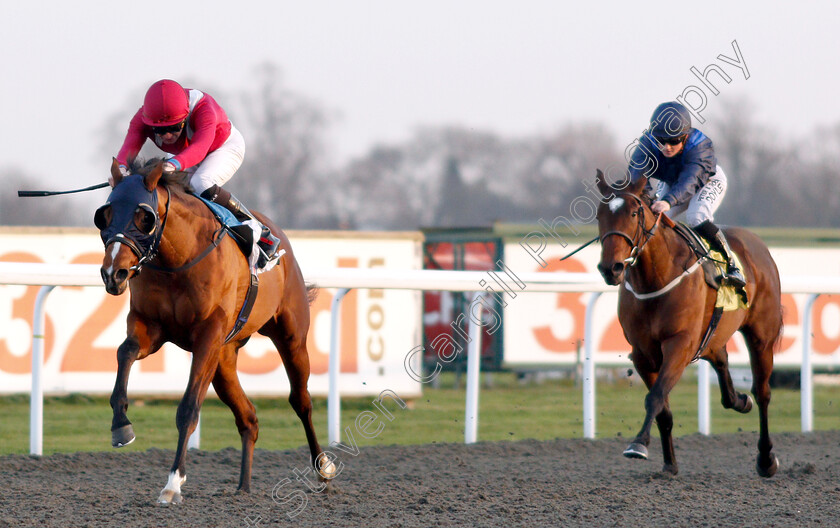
708, 98, 806, 226
230, 63, 331, 228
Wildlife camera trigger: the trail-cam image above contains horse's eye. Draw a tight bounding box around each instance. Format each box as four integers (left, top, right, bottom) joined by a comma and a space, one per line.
94, 205, 111, 230
134, 206, 156, 235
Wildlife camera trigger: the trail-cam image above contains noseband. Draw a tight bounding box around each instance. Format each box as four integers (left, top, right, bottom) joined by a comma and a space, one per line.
599, 193, 662, 267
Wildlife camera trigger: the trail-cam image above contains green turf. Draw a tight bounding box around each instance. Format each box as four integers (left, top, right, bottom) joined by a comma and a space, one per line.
1, 372, 838, 455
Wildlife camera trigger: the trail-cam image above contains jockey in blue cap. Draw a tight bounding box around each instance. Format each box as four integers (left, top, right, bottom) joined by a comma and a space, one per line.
627, 101, 746, 287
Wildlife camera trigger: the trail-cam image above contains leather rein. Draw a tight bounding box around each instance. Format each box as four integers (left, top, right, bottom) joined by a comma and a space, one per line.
598, 193, 664, 268
126, 187, 227, 275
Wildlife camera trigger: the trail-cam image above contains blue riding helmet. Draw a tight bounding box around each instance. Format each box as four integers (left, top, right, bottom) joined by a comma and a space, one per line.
94, 174, 161, 258
649, 101, 692, 139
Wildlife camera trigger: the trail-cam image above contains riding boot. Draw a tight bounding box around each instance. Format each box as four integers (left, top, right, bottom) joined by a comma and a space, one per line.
693, 220, 746, 287
201, 185, 282, 266
712, 230, 747, 288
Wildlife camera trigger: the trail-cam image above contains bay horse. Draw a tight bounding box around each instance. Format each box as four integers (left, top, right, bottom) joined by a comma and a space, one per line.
95, 159, 335, 504
593, 169, 781, 477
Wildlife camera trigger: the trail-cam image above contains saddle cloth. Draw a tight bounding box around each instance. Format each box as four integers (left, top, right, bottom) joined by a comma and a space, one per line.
672, 223, 749, 311
195, 195, 283, 274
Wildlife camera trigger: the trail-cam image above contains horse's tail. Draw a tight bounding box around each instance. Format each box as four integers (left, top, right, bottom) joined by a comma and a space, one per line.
305, 283, 319, 306
773, 303, 785, 354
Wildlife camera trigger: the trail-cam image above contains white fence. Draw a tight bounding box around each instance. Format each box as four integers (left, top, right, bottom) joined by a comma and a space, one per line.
1, 262, 839, 456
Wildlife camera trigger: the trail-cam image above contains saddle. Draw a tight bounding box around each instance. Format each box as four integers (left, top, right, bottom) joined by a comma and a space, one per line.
670, 222, 749, 362
672, 222, 749, 309
192, 194, 285, 343
194, 195, 284, 273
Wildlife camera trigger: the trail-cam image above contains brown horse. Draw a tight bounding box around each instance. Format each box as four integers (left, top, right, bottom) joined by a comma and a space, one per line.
95, 159, 335, 503
593, 169, 781, 477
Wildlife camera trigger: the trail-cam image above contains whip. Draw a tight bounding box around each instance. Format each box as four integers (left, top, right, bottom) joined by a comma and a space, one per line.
17, 182, 110, 197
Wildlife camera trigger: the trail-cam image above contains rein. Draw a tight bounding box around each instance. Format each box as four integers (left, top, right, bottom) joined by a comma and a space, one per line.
558, 235, 600, 261
558, 194, 662, 265
599, 193, 664, 268
601, 192, 708, 300
600, 191, 726, 363
127, 186, 227, 275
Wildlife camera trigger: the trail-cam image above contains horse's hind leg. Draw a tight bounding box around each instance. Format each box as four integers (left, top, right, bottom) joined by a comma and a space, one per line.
703, 346, 753, 413
212, 346, 259, 492
266, 317, 335, 482
742, 324, 779, 478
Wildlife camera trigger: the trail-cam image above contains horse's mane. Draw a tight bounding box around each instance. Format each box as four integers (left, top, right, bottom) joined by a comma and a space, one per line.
607, 178, 653, 208
128, 158, 193, 192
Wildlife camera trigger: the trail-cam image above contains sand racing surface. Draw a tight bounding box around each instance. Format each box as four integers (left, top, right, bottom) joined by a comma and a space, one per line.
2, 430, 840, 527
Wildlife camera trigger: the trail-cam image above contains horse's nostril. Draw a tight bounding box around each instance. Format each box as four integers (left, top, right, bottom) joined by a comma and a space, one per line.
100, 268, 108, 283
116, 269, 129, 283
612, 263, 625, 275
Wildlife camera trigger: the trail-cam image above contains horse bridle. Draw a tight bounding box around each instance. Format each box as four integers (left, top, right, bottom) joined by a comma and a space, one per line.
130, 187, 170, 273
599, 193, 663, 267
123, 187, 229, 276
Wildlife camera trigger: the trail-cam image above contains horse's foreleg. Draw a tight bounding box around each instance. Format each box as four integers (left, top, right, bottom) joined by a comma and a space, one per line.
626, 365, 678, 473
158, 346, 221, 505
653, 397, 677, 475
109, 338, 140, 447
212, 346, 259, 493
704, 346, 753, 413
110, 319, 160, 448
624, 351, 656, 460
626, 340, 689, 475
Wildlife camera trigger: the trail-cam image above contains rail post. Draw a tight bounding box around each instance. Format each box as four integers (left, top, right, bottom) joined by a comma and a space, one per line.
328, 288, 351, 445
30, 285, 55, 456
583, 292, 602, 439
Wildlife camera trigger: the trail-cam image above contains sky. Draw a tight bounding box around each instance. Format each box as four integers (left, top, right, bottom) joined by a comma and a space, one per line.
1, 1, 838, 195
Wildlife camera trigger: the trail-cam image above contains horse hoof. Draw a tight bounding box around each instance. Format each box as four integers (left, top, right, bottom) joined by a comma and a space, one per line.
623, 443, 648, 459
662, 463, 679, 475
737, 394, 754, 414
318, 458, 338, 481
757, 453, 779, 478
314, 452, 338, 481
157, 490, 183, 505
111, 424, 135, 448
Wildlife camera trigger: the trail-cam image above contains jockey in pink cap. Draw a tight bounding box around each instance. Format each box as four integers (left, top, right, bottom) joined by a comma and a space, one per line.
115, 79, 280, 267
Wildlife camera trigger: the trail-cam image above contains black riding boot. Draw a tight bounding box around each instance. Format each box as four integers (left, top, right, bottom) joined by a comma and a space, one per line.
693, 220, 746, 287
201, 185, 282, 266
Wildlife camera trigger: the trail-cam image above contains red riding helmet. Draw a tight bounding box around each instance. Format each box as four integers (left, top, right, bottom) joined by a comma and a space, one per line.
141, 79, 189, 127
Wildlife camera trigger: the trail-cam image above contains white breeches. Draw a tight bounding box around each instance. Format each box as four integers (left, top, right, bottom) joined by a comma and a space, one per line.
656, 165, 728, 227
184, 125, 246, 195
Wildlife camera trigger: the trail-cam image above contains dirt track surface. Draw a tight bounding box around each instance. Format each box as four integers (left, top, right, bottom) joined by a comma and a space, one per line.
2, 431, 840, 528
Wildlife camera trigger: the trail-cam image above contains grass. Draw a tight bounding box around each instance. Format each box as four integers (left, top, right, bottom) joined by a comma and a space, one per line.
1, 371, 838, 456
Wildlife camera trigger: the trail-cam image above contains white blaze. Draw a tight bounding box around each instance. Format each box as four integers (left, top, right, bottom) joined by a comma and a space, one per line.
104, 242, 122, 275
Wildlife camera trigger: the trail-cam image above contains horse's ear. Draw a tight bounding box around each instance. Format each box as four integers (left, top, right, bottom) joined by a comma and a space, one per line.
595, 169, 611, 197
110, 158, 123, 187
144, 161, 164, 192
627, 174, 647, 196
